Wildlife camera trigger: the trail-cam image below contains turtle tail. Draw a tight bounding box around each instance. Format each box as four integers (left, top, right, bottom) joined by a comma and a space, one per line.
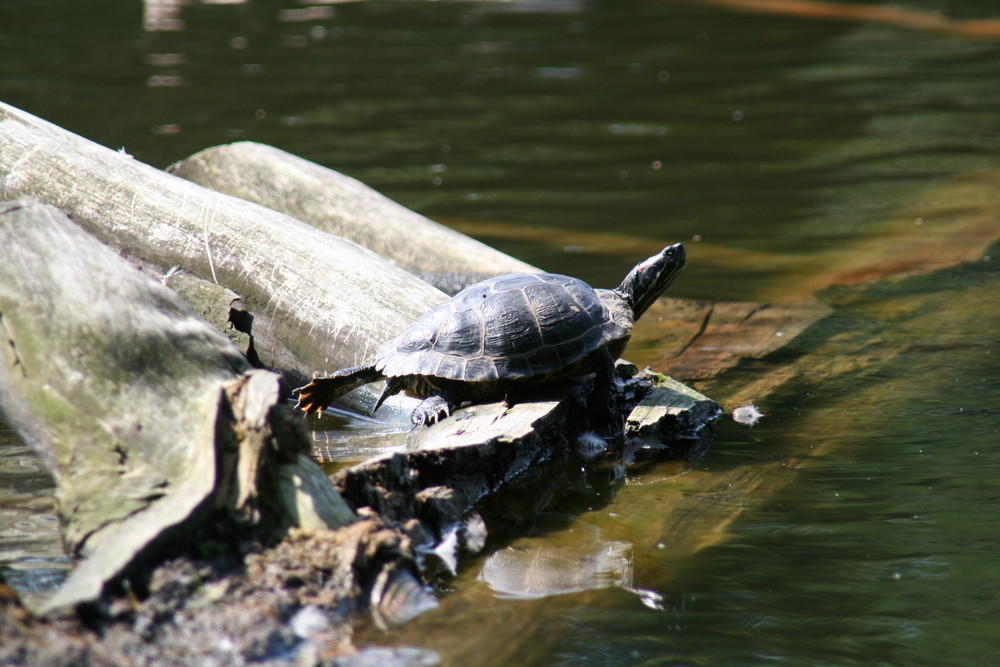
294, 363, 384, 414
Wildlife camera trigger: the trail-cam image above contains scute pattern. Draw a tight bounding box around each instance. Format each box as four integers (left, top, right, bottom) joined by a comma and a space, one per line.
376, 272, 632, 382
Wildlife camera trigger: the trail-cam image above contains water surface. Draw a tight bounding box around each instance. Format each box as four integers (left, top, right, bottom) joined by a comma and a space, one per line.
2, 1, 999, 664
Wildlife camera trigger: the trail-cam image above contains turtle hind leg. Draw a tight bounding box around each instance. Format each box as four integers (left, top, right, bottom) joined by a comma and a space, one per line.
294, 363, 383, 414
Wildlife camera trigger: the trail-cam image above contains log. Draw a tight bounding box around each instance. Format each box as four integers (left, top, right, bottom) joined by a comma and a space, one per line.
0, 101, 447, 398
0, 199, 354, 614
170, 142, 537, 293
333, 370, 720, 539
0, 104, 729, 644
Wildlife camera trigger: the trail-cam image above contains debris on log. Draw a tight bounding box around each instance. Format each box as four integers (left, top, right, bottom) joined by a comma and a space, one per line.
161, 269, 254, 361
170, 142, 537, 293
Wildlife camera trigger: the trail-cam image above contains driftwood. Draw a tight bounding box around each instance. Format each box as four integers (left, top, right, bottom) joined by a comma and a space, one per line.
170, 142, 537, 294
0, 199, 354, 614
0, 102, 730, 662
0, 101, 446, 399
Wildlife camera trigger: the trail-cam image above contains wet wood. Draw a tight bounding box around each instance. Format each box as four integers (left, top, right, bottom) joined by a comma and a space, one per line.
334, 370, 720, 536
0, 200, 354, 614
170, 142, 537, 294
626, 374, 724, 440
0, 101, 448, 392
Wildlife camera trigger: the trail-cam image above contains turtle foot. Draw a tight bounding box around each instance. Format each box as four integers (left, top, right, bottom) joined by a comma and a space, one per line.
410, 396, 452, 426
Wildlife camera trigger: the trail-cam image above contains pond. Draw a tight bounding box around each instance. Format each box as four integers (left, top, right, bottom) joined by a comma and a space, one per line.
2, 0, 999, 664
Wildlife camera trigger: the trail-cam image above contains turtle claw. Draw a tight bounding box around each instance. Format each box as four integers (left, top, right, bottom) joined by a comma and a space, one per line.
411, 396, 452, 426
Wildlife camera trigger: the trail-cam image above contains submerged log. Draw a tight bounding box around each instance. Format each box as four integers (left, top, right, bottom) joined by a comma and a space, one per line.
635, 297, 834, 384
170, 142, 537, 294
0, 199, 354, 614
0, 101, 447, 393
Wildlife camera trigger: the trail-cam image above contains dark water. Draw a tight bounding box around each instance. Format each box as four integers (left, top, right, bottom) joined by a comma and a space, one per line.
2, 1, 1000, 664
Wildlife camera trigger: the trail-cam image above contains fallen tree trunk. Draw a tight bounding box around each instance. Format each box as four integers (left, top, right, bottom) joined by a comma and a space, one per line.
0, 103, 731, 660
0, 199, 355, 614
0, 101, 446, 394
170, 142, 537, 294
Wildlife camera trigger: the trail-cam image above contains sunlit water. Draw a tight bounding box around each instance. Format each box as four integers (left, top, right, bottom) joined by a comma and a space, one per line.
2, 1, 999, 664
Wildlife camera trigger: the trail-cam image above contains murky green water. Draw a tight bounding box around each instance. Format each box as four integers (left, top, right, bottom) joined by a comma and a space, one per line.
2, 0, 999, 664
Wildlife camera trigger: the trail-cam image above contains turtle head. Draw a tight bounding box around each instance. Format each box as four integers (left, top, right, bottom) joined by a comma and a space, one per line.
616, 243, 686, 320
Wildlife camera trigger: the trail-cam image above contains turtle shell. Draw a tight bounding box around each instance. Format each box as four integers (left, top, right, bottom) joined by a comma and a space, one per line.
375, 272, 631, 382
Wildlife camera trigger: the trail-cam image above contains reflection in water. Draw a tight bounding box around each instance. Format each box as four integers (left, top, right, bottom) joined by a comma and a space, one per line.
0, 433, 68, 610
671, 0, 1000, 38
143, 0, 190, 32
480, 539, 666, 611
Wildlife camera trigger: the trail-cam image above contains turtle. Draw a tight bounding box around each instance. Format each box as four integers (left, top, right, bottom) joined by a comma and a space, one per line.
294, 242, 686, 425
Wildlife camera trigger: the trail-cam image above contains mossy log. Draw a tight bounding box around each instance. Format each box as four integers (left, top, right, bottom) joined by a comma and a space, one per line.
0, 199, 354, 615
170, 142, 537, 294
0, 101, 446, 395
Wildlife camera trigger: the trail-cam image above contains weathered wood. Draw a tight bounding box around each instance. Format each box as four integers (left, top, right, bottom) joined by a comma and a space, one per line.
0, 101, 447, 395
162, 270, 252, 356
626, 373, 723, 441
170, 142, 537, 293
0, 200, 354, 614
333, 370, 719, 538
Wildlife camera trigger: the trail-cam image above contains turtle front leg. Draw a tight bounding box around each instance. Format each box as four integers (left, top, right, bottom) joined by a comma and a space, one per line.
410, 395, 454, 426
588, 348, 625, 443
588, 348, 615, 412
